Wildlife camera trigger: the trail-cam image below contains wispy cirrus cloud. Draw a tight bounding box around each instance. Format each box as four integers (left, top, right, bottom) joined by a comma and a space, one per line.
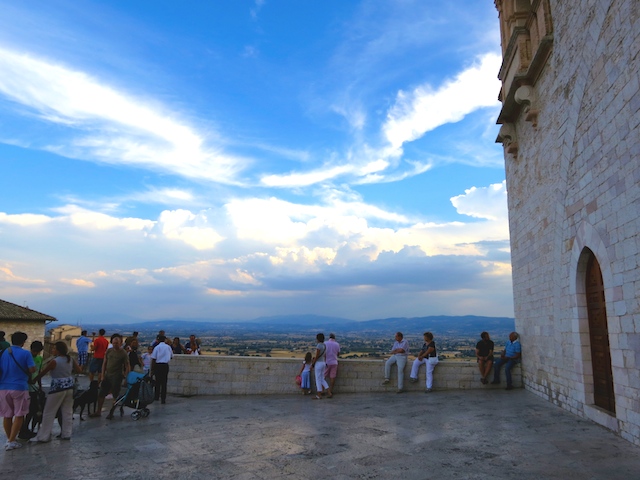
383, 52, 502, 156
0, 46, 248, 184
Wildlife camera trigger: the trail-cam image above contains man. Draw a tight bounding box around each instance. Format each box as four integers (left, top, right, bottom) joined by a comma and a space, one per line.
151, 330, 166, 348
184, 334, 200, 355
89, 329, 109, 382
76, 330, 92, 374
491, 332, 522, 390
382, 332, 409, 393
0, 332, 36, 450
91, 334, 130, 418
151, 335, 173, 404
324, 333, 340, 397
0, 331, 10, 351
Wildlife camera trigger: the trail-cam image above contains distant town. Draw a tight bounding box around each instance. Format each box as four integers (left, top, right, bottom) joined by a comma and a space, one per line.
72, 315, 516, 361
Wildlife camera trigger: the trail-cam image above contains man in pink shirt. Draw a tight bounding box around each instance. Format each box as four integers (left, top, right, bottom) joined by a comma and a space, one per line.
324, 333, 340, 398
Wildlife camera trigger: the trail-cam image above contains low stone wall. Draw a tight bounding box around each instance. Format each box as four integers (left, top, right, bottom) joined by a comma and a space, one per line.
167, 355, 522, 396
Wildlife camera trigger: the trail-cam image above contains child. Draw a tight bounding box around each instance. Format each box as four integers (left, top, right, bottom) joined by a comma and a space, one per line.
142, 345, 153, 374
298, 352, 313, 395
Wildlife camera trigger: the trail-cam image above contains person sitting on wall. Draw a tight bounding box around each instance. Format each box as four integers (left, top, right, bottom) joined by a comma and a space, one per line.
476, 331, 495, 385
491, 332, 521, 390
382, 332, 409, 393
184, 335, 200, 355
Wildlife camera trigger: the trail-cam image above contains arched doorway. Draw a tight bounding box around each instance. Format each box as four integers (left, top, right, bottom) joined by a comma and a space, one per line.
585, 249, 615, 413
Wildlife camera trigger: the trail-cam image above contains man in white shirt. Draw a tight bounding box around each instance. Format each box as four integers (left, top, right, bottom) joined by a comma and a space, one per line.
151, 335, 173, 404
382, 332, 410, 393
324, 333, 340, 398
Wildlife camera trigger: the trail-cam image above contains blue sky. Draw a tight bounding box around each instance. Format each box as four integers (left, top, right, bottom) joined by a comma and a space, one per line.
0, 0, 513, 323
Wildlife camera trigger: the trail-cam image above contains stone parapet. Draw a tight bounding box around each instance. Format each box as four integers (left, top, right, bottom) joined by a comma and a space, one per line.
166, 355, 521, 396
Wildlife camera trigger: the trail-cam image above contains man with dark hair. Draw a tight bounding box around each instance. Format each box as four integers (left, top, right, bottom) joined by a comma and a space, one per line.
0, 331, 9, 351
151, 335, 173, 404
89, 329, 109, 382
90, 334, 130, 419
0, 331, 36, 450
76, 330, 91, 374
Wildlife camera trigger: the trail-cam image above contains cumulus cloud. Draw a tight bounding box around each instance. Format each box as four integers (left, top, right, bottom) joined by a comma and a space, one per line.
450, 180, 507, 221
0, 46, 247, 183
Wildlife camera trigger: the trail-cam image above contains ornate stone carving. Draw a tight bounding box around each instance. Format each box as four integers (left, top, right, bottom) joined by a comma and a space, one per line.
514, 85, 539, 127
496, 123, 518, 156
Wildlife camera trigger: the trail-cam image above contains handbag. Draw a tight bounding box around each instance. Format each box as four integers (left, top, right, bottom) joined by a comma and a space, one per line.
295, 375, 302, 385
427, 355, 439, 366
49, 376, 75, 394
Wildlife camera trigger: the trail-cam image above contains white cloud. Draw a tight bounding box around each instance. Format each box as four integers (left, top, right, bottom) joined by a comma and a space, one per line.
383, 53, 502, 155
0, 46, 247, 183
156, 209, 224, 251
450, 181, 508, 221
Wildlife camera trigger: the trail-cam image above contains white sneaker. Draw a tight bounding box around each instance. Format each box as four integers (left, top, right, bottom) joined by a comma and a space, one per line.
5, 441, 23, 450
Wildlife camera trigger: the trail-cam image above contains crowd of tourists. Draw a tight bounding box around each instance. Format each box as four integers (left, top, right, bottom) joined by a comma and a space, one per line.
0, 328, 200, 451
1, 327, 521, 451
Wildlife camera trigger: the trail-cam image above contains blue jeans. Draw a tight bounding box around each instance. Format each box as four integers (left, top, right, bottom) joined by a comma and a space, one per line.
493, 357, 519, 386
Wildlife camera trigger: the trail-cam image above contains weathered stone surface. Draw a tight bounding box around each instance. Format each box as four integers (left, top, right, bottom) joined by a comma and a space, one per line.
496, 0, 640, 446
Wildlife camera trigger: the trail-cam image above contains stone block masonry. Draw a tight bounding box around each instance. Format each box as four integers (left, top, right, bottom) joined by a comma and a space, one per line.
166, 356, 521, 396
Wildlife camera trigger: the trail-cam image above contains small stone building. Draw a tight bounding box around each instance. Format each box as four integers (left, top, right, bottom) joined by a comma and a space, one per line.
494, 0, 640, 445
47, 324, 83, 354
0, 298, 57, 346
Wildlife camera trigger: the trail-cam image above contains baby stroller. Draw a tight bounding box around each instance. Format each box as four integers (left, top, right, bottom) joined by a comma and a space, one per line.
107, 371, 155, 420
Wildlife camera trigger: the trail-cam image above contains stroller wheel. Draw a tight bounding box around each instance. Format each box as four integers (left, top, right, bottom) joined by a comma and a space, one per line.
131, 411, 141, 421
142, 408, 150, 417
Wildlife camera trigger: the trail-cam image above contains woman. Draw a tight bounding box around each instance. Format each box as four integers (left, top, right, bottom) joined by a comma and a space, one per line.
32, 341, 81, 443
128, 338, 143, 372
311, 333, 329, 399
476, 331, 494, 384
172, 337, 185, 355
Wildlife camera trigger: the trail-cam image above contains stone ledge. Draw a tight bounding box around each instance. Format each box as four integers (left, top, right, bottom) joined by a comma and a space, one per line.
166, 356, 522, 396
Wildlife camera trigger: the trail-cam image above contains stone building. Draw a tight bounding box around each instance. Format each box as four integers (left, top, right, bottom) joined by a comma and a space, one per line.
0, 298, 57, 346
47, 324, 83, 353
494, 0, 640, 445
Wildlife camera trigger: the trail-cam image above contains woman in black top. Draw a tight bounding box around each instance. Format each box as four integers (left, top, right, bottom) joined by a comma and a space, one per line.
476, 331, 494, 384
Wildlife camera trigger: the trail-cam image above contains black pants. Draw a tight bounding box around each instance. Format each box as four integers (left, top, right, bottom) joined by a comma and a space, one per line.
154, 363, 169, 402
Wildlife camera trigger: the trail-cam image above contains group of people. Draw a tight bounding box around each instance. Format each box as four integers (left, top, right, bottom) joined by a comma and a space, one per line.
298, 333, 340, 399
0, 328, 195, 451
300, 330, 522, 397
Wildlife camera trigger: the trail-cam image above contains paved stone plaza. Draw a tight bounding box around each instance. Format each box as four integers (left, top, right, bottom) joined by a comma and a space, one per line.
1, 388, 639, 479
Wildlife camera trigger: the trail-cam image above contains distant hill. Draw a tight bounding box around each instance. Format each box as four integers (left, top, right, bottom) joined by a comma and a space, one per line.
81, 314, 514, 338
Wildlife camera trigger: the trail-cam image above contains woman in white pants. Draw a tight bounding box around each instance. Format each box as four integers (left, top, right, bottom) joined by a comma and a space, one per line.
409, 332, 437, 392
312, 333, 329, 399
31, 342, 81, 443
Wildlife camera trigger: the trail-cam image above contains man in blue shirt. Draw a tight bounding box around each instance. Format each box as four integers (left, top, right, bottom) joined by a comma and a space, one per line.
76, 330, 92, 374
491, 332, 522, 390
0, 331, 36, 450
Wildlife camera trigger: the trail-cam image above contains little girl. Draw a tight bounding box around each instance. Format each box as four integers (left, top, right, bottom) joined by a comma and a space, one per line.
142, 345, 153, 374
298, 352, 313, 395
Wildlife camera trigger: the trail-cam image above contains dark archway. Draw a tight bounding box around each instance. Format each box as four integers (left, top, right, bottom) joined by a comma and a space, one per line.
585, 249, 615, 413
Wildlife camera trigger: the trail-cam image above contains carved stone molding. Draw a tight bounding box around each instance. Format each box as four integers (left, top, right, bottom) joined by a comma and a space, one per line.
496, 123, 518, 157
514, 85, 539, 127
495, 0, 553, 126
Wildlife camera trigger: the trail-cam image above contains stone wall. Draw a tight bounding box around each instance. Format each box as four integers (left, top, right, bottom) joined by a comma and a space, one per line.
166, 356, 521, 396
496, 0, 640, 445
0, 320, 47, 347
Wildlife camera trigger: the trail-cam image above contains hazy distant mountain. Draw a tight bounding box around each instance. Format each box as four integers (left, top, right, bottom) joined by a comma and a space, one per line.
81, 314, 514, 337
